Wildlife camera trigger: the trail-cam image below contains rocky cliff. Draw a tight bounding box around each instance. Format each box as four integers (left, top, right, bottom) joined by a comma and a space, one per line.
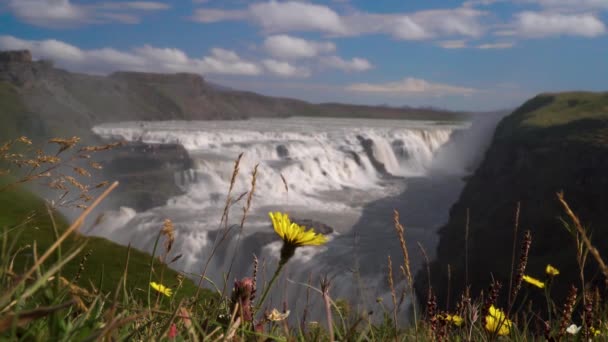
0, 49, 467, 142
416, 92, 608, 309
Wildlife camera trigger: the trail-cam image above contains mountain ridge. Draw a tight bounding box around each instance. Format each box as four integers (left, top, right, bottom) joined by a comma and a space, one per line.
0, 49, 468, 141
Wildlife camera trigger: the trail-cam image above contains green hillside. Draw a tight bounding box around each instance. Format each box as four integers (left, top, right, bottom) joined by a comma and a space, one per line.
496, 91, 608, 144
0, 177, 203, 301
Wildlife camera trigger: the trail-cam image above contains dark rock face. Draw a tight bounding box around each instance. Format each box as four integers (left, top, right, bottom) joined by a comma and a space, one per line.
276, 145, 289, 158
357, 135, 390, 177
96, 142, 193, 211
0, 50, 32, 63
415, 94, 608, 312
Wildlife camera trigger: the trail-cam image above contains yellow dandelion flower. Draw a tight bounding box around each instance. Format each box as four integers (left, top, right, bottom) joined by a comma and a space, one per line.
440, 314, 464, 327
269, 212, 327, 247
546, 264, 560, 276
150, 282, 172, 297
267, 309, 290, 322
257, 212, 328, 308
591, 327, 601, 337
523, 275, 545, 289
485, 305, 512, 336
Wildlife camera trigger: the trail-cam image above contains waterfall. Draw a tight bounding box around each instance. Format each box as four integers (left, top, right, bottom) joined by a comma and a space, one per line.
90, 117, 466, 323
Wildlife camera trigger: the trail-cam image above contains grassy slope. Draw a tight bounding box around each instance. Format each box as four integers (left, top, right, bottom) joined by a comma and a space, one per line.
0, 177, 204, 301
497, 91, 608, 143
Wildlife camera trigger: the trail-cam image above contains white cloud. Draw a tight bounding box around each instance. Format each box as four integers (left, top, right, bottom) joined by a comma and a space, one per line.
0, 35, 261, 76
264, 35, 335, 59
437, 40, 468, 48
393, 8, 485, 39
7, 0, 170, 28
8, 0, 87, 27
192, 2, 485, 41
514, 11, 606, 37
322, 56, 373, 72
249, 1, 348, 34
477, 42, 515, 49
346, 78, 476, 96
97, 2, 170, 11
192, 8, 247, 23
262, 59, 310, 77
525, 0, 608, 10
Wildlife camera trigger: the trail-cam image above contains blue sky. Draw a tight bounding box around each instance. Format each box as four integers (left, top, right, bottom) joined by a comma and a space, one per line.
1, 0, 607, 111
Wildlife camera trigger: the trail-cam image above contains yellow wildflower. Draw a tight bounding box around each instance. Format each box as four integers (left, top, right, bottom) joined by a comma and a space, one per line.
269, 212, 327, 247
485, 305, 512, 336
150, 282, 172, 297
546, 264, 560, 276
257, 212, 328, 308
591, 327, 601, 337
523, 275, 545, 289
440, 314, 464, 327
267, 309, 290, 322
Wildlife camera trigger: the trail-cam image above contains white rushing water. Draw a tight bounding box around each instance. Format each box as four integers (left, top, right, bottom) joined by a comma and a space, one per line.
90, 117, 472, 323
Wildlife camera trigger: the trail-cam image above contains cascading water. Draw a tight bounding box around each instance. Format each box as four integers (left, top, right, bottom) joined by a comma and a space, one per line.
90, 117, 469, 323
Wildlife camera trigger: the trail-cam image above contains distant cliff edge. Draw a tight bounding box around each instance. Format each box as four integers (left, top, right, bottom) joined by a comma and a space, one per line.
415, 91, 608, 310
0, 49, 468, 142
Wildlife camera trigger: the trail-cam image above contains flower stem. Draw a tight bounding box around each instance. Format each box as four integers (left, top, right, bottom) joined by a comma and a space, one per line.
257, 258, 287, 310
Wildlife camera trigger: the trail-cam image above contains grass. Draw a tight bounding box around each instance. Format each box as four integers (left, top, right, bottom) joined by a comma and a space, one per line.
0, 176, 202, 302
496, 91, 608, 145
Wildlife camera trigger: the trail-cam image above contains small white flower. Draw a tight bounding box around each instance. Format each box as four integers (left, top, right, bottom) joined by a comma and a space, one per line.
566, 324, 581, 335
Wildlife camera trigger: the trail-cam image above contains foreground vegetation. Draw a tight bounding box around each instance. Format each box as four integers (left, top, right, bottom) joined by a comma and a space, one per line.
1, 135, 608, 341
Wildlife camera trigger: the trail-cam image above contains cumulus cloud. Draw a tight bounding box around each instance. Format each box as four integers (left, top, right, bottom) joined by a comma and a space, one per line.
264, 35, 335, 59
525, 0, 608, 10
322, 56, 373, 72
514, 11, 606, 37
192, 8, 247, 23
193, 2, 485, 40
8, 0, 170, 28
437, 40, 468, 48
389, 8, 485, 40
262, 59, 310, 77
0, 35, 261, 76
477, 42, 515, 49
249, 1, 348, 34
346, 78, 476, 96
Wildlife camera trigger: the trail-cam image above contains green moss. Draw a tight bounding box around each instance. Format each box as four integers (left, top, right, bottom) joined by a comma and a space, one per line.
0, 177, 207, 301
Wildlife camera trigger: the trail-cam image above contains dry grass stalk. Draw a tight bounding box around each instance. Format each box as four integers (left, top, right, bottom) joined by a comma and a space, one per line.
426, 292, 438, 340
507, 202, 521, 306
583, 292, 594, 340
194, 153, 243, 300
482, 280, 502, 329
464, 208, 470, 292
320, 276, 334, 342
387, 255, 398, 337
509, 230, 532, 310
393, 210, 413, 291
239, 164, 258, 230
557, 192, 608, 286
557, 285, 577, 339
280, 173, 288, 194
160, 219, 175, 256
